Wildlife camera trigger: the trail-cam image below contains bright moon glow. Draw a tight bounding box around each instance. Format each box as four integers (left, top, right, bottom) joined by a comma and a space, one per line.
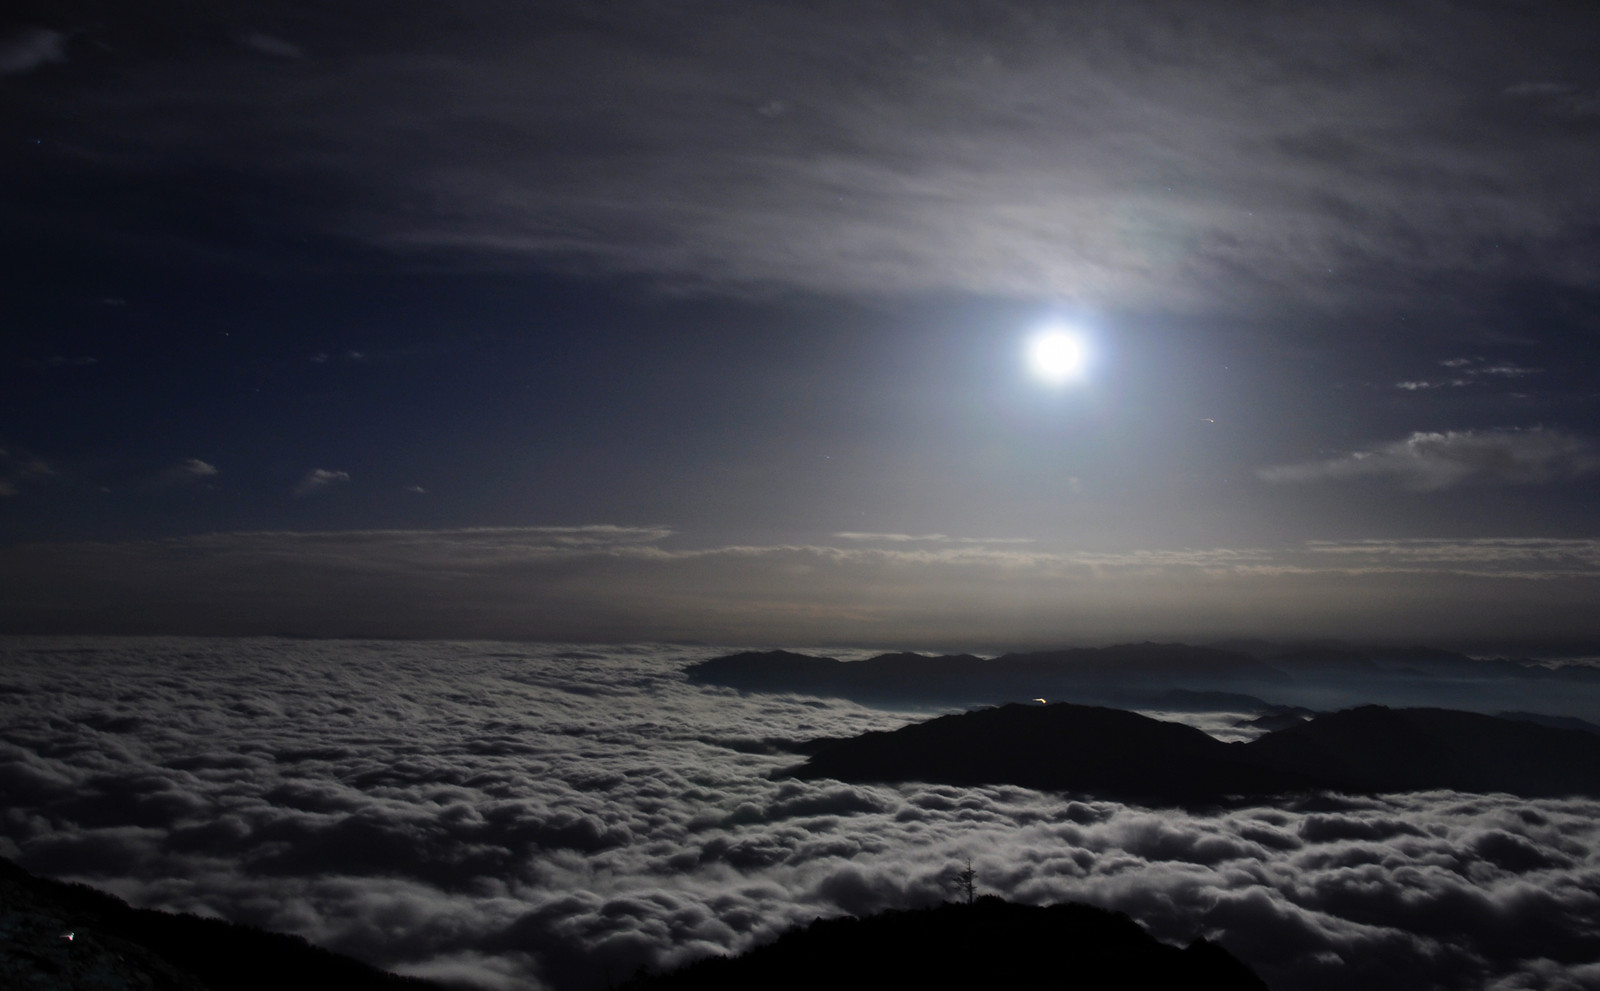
1027, 329, 1087, 383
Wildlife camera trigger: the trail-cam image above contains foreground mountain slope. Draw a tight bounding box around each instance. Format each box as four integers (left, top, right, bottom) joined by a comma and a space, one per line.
788, 702, 1600, 801
624, 896, 1268, 991
0, 856, 443, 991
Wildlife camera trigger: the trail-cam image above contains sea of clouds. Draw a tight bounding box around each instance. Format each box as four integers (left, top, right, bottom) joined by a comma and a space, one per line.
2, 637, 1597, 991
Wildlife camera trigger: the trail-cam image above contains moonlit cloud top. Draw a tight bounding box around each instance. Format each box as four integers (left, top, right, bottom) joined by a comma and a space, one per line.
1, 638, 1597, 991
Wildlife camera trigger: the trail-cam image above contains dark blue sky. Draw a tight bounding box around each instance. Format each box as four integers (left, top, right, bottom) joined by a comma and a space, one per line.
4, 1, 1599, 647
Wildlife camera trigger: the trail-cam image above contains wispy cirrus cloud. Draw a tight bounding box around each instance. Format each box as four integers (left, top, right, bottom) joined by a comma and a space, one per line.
1258, 428, 1598, 491
1504, 80, 1600, 119
12, 3, 1600, 309
1394, 357, 1542, 392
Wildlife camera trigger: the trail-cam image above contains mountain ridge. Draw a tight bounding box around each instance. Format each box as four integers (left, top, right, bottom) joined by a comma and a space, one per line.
786, 702, 1600, 803
687, 643, 1288, 709
687, 642, 1600, 720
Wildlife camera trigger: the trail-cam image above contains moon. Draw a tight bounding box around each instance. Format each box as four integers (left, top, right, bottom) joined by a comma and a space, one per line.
1027, 328, 1087, 383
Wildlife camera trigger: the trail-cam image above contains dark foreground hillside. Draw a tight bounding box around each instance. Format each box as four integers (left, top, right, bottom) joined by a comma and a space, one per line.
624, 896, 1267, 991
0, 856, 443, 991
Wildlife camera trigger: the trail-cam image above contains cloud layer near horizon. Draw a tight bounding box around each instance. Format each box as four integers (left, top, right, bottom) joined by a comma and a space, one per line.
11, 1, 1600, 309
2, 527, 1598, 646
1, 639, 1598, 991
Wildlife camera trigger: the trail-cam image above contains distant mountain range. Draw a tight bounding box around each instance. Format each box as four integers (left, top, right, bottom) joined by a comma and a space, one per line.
784, 703, 1600, 803
686, 642, 1600, 718
687, 644, 1287, 710
624, 896, 1267, 991
0, 856, 441, 991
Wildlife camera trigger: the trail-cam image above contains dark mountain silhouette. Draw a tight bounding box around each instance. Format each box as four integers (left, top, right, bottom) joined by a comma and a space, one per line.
1263, 646, 1386, 675
623, 896, 1267, 991
1497, 711, 1600, 735
1244, 705, 1600, 796
687, 644, 1287, 709
1232, 705, 1318, 733
789, 703, 1320, 803
1265, 644, 1600, 685
0, 856, 443, 991
787, 702, 1600, 802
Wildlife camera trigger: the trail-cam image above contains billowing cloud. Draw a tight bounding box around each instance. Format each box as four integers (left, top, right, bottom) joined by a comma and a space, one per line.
0, 28, 64, 75
293, 468, 351, 496
2, 639, 1598, 991
2, 528, 1599, 645
10, 3, 1600, 309
1258, 429, 1598, 491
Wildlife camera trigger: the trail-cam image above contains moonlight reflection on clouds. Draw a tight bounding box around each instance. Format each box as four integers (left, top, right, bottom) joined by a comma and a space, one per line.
2, 638, 1598, 991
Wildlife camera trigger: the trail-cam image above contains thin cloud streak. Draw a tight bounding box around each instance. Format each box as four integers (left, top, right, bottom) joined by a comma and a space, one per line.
1258, 429, 1599, 491
833, 532, 1036, 545
239, 32, 304, 60
1394, 358, 1542, 392
2, 529, 1597, 644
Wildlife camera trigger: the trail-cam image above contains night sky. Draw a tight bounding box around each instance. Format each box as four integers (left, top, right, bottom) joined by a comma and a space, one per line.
5, 1, 1600, 648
